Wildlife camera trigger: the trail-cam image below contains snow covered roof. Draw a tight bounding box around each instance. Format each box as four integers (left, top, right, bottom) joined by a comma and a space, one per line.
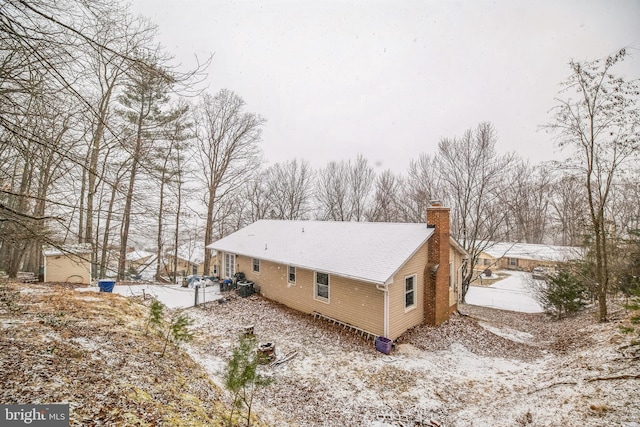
208, 220, 434, 285
173, 243, 209, 264
42, 243, 92, 257
126, 249, 156, 262
482, 242, 584, 262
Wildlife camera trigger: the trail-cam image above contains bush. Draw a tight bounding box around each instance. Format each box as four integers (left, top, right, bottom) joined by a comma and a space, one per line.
533, 269, 588, 319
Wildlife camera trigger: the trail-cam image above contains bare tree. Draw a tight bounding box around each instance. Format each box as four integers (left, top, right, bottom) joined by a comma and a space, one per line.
402, 153, 444, 222
264, 159, 314, 220
0, 0, 191, 279
316, 161, 350, 221
348, 154, 374, 221
193, 89, 264, 275
548, 172, 587, 246
243, 173, 271, 223
315, 155, 374, 221
368, 170, 403, 222
500, 161, 552, 243
546, 48, 639, 321
79, 10, 157, 252
437, 122, 516, 300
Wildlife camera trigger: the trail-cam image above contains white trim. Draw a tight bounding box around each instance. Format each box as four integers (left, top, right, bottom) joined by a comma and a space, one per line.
404, 274, 417, 312
314, 271, 330, 303
376, 283, 390, 337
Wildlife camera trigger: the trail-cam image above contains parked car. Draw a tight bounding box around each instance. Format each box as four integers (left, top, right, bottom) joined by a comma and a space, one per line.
532, 267, 555, 280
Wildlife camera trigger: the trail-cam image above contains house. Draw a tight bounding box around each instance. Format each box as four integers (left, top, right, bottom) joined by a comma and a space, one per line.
162, 244, 212, 278
42, 243, 92, 284
475, 242, 584, 273
125, 249, 156, 277
207, 203, 468, 340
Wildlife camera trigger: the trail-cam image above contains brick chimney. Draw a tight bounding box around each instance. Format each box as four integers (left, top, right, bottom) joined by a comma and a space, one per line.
424, 201, 451, 326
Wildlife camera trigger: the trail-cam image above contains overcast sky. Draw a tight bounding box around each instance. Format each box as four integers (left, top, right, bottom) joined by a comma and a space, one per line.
129, 0, 639, 172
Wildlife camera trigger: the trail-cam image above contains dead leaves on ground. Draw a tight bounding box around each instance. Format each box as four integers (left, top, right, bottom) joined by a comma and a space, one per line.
0, 282, 228, 426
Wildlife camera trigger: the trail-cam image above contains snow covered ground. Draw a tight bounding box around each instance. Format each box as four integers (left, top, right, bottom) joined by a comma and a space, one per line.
466, 270, 543, 313
77, 282, 222, 309
184, 295, 639, 426
72, 271, 638, 425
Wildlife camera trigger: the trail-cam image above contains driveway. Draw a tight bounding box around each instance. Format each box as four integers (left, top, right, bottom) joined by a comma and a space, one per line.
77, 282, 222, 309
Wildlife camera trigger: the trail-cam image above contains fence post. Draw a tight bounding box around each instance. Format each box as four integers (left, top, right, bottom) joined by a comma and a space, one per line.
194, 284, 199, 306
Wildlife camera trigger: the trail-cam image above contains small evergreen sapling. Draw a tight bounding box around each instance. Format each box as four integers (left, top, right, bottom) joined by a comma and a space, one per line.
145, 300, 164, 335
161, 311, 194, 357
223, 335, 272, 426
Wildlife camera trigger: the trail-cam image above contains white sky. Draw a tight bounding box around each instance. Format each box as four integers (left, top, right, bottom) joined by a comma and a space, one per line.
130, 0, 640, 172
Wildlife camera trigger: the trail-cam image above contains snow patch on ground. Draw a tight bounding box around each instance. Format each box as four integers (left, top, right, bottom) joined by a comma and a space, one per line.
478, 321, 534, 343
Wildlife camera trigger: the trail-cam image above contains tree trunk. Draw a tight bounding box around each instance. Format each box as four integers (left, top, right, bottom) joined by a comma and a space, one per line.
155, 175, 166, 281
117, 113, 144, 280
203, 189, 215, 276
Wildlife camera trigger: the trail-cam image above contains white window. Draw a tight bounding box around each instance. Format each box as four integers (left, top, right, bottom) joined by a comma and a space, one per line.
509, 258, 518, 267
405, 274, 416, 309
288, 266, 296, 284
315, 272, 329, 302
224, 253, 236, 278
252, 258, 260, 273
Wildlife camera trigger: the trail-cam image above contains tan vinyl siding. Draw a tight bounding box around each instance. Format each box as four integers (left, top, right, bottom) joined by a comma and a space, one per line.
44, 254, 91, 284
449, 246, 462, 306
387, 241, 428, 340
236, 255, 385, 336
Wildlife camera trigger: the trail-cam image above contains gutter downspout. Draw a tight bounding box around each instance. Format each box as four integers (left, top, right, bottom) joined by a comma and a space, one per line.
376, 282, 390, 338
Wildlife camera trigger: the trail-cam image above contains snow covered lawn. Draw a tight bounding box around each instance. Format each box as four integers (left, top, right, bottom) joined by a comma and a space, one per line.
184, 294, 639, 426
77, 282, 222, 309
466, 270, 543, 313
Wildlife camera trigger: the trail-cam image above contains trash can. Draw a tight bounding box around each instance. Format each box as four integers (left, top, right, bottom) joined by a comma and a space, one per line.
98, 279, 115, 293
375, 336, 392, 354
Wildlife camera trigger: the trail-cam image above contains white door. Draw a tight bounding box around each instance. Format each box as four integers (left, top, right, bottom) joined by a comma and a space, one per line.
224, 253, 236, 278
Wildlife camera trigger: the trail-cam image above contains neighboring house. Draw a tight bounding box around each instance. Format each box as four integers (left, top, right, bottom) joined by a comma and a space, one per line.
476, 242, 584, 272
42, 243, 92, 284
125, 249, 156, 277
208, 204, 468, 340
162, 244, 213, 277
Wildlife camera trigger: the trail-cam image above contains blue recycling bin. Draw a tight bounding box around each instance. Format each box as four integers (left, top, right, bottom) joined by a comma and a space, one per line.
98, 279, 115, 293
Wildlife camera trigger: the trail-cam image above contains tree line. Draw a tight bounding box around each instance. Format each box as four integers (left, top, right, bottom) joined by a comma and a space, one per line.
1, 1, 638, 321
